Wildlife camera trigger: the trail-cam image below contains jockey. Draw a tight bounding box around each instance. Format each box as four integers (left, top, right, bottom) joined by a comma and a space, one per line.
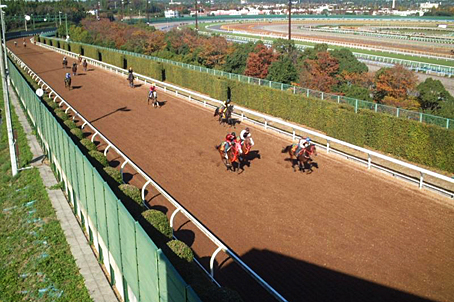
223, 132, 236, 159
65, 72, 71, 79
220, 99, 231, 115
128, 67, 133, 75
295, 137, 311, 157
240, 127, 254, 147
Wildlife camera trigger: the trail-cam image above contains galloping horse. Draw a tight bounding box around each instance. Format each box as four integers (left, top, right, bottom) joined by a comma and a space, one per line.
241, 137, 252, 156
216, 142, 241, 172
62, 59, 68, 69
148, 90, 159, 108
127, 73, 134, 88
214, 104, 234, 126
282, 143, 317, 173
64, 77, 71, 90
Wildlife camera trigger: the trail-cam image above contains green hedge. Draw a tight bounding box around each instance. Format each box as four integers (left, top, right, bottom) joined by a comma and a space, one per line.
167, 240, 193, 263
80, 138, 97, 151
56, 111, 69, 121
103, 166, 122, 184
88, 150, 109, 167
70, 128, 84, 140
45, 37, 454, 173
141, 209, 173, 239
64, 119, 77, 129
119, 184, 143, 208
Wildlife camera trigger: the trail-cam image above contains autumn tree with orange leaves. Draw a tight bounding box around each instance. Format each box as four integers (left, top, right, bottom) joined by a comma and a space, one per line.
244, 43, 278, 79
374, 65, 419, 109
299, 51, 340, 92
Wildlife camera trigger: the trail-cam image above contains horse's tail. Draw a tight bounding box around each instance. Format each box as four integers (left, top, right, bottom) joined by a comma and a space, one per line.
282, 145, 292, 153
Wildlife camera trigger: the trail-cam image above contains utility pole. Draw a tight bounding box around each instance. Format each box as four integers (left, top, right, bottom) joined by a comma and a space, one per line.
194, 0, 198, 30
288, 0, 291, 40
0, 4, 18, 176
59, 11, 61, 26
147, 0, 150, 23
65, 13, 68, 39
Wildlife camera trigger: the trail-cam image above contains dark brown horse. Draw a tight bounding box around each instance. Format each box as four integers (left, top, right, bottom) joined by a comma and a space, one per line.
282, 143, 317, 173
216, 142, 241, 172
64, 77, 71, 90
214, 104, 234, 126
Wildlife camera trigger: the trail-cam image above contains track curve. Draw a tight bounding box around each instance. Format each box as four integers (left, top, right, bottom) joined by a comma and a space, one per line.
10, 39, 454, 302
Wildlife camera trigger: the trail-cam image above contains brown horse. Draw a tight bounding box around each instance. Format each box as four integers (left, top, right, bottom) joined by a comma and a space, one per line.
216, 142, 241, 172
64, 77, 71, 90
241, 137, 252, 156
282, 143, 317, 173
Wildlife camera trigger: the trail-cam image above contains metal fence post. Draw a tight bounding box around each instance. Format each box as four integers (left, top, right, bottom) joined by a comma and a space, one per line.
355, 99, 358, 113
396, 108, 400, 118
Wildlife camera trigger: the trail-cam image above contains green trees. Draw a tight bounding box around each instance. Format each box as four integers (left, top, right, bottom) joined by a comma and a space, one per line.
223, 42, 256, 74
416, 78, 454, 110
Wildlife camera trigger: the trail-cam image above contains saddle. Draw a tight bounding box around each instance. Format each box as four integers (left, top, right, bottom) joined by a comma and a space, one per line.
291, 144, 298, 154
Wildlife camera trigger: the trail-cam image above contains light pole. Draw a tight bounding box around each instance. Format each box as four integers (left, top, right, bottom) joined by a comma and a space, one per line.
59, 11, 62, 26
0, 3, 18, 176
288, 0, 291, 40
194, 0, 198, 30
65, 13, 68, 40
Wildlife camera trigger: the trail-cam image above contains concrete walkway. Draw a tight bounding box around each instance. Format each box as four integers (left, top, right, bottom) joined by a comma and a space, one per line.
8, 83, 119, 302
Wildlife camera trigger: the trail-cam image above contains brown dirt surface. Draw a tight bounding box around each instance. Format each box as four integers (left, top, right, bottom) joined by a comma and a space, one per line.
10, 38, 454, 302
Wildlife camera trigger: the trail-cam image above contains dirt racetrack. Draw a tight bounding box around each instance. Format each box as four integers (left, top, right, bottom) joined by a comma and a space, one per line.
220, 21, 454, 57
10, 39, 454, 302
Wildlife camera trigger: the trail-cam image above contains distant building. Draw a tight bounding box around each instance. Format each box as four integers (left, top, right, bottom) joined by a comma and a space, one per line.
420, 2, 439, 10
164, 10, 179, 18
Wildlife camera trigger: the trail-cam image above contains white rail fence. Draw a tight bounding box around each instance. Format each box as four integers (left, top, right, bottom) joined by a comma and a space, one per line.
9, 42, 288, 301
31, 38, 454, 199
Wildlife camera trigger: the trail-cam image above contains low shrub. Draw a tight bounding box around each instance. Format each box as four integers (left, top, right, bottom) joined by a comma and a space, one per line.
70, 128, 84, 140
119, 184, 143, 208
64, 120, 77, 129
103, 166, 122, 184
47, 101, 59, 110
80, 138, 97, 151
167, 240, 193, 263
54, 108, 64, 115
56, 111, 69, 121
141, 209, 172, 239
88, 150, 109, 167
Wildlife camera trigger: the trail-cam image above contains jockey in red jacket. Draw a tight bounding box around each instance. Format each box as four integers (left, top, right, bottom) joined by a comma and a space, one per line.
223, 132, 237, 159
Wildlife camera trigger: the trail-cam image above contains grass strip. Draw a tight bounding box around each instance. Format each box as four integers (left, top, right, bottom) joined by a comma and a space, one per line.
0, 87, 92, 302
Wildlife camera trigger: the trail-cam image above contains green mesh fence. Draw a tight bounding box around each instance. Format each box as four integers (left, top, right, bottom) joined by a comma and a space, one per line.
8, 55, 204, 302
136, 226, 160, 302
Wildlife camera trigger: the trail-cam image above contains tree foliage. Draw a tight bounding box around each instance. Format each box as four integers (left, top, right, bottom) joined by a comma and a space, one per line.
266, 56, 298, 84
416, 78, 454, 111
374, 65, 417, 108
244, 43, 277, 79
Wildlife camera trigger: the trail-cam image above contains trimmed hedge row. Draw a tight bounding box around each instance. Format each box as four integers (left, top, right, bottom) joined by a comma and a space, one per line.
44, 38, 454, 172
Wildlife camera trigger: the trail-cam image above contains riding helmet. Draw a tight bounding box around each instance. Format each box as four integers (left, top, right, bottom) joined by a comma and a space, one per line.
245, 127, 250, 132
231, 132, 236, 137
306, 137, 311, 142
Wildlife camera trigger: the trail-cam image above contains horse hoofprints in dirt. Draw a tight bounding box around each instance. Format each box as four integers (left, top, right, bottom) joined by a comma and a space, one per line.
282, 143, 318, 173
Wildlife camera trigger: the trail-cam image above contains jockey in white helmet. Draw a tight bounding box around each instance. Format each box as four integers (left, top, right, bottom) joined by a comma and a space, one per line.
240, 127, 254, 146
295, 137, 311, 157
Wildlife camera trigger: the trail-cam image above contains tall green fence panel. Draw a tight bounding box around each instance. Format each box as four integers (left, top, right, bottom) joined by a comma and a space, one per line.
118, 203, 140, 298
157, 250, 187, 302
93, 171, 108, 244
75, 147, 87, 211
84, 158, 97, 226
136, 226, 160, 302
104, 186, 122, 269
186, 286, 202, 302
